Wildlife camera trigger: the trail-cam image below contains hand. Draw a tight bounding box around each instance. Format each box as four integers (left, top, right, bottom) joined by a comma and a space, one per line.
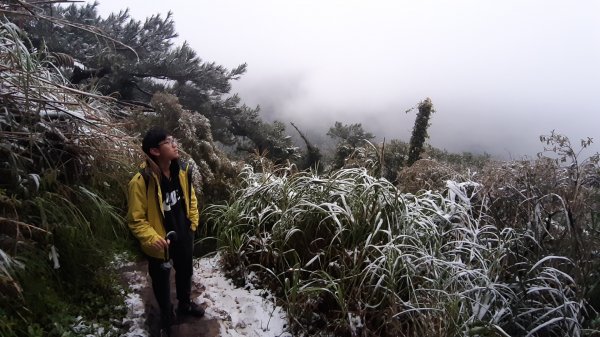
151, 237, 169, 251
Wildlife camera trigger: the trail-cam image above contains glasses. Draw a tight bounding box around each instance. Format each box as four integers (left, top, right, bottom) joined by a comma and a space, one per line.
158, 137, 177, 147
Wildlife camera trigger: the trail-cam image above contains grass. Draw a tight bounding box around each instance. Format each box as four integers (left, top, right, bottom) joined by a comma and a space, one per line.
0, 16, 140, 336
208, 164, 586, 337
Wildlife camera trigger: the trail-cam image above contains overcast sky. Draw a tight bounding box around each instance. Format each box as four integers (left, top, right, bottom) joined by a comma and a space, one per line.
89, 0, 600, 158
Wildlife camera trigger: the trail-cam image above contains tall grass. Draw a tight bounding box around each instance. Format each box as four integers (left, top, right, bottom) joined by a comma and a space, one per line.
479, 132, 600, 330
208, 165, 584, 337
0, 16, 139, 336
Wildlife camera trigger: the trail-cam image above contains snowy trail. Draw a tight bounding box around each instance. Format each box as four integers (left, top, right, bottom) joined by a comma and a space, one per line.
195, 256, 291, 337
120, 254, 292, 337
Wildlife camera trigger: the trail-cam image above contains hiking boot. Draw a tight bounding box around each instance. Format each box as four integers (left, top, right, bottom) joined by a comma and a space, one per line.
160, 307, 174, 336
160, 326, 171, 337
177, 302, 205, 318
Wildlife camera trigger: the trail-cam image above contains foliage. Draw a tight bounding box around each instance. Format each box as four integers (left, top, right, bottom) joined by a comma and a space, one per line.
380, 139, 409, 183
17, 1, 298, 163
291, 122, 323, 172
327, 121, 375, 170
424, 145, 491, 172
319, 136, 477, 188
237, 119, 300, 164
327, 121, 376, 149
0, 17, 135, 336
208, 164, 585, 337
397, 158, 462, 194
341, 138, 410, 183
407, 98, 435, 166
128, 91, 241, 205
479, 131, 600, 321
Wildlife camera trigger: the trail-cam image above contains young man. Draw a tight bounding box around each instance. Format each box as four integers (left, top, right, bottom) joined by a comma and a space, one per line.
127, 127, 204, 336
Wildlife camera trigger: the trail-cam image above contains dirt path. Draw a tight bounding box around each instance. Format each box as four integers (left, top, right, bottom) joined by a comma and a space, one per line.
118, 259, 221, 337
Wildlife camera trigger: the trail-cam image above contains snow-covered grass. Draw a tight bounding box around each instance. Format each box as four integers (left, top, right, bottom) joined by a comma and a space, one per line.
207, 165, 585, 337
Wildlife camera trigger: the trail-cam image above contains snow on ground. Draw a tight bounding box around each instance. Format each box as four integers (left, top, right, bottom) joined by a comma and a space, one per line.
120, 253, 292, 337
121, 270, 150, 337
194, 254, 292, 337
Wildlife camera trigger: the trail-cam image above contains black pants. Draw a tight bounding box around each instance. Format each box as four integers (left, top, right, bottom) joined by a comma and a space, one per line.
147, 230, 194, 321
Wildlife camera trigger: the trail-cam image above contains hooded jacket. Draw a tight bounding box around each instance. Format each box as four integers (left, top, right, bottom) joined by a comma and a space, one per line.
127, 160, 199, 259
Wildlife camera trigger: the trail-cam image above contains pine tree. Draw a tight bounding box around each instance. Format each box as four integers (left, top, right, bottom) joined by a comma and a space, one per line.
327, 121, 375, 169
19, 2, 297, 161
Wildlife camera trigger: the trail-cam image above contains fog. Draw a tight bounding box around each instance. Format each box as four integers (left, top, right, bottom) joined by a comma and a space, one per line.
91, 0, 600, 158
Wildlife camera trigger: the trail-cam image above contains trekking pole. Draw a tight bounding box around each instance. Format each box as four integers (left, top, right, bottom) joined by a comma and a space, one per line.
161, 231, 178, 270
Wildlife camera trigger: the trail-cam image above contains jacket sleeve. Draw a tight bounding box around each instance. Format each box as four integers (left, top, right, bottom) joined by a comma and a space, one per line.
189, 183, 200, 232
127, 174, 161, 247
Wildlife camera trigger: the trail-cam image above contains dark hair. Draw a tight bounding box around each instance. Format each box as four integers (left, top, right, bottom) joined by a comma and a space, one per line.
142, 127, 169, 156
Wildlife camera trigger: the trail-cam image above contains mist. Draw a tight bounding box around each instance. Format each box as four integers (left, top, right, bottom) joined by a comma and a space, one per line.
91, 0, 600, 158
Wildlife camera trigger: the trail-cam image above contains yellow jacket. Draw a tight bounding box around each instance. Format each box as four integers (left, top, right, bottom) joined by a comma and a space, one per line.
126, 161, 199, 259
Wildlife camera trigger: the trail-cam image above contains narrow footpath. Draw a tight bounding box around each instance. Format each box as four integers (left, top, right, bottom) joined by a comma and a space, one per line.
116, 255, 291, 337
118, 259, 220, 337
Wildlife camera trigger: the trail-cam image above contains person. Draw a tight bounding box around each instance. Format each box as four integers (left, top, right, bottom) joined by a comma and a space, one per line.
127, 127, 204, 335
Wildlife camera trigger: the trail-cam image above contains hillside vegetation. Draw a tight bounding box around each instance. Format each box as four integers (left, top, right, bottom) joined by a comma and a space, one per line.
1, 2, 599, 337
209, 148, 600, 336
